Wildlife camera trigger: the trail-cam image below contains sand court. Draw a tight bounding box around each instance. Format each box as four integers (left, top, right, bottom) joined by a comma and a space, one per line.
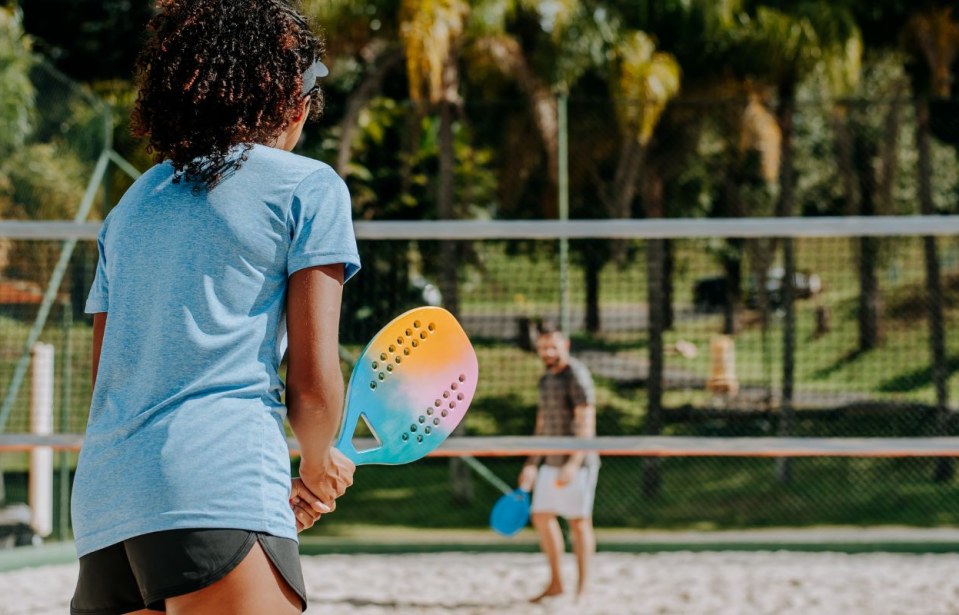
2, 551, 958, 614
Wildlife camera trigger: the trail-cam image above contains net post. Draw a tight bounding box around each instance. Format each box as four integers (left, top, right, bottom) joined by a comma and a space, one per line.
30, 343, 54, 538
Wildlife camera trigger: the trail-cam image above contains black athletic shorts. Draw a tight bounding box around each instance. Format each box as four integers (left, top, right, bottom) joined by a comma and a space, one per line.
70, 529, 306, 614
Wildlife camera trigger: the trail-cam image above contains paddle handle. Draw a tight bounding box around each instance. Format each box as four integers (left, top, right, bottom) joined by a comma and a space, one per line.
460, 455, 513, 496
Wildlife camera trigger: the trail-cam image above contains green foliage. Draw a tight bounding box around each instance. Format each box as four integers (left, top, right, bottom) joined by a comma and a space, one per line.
1, 142, 88, 283
0, 5, 35, 158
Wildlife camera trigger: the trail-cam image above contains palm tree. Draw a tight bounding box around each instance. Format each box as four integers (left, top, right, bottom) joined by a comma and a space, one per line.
832, 54, 907, 354
301, 1, 403, 177
601, 30, 682, 497
902, 6, 959, 483
731, 3, 861, 482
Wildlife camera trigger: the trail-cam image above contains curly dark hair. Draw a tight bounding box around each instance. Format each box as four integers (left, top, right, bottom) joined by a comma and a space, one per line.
131, 0, 325, 189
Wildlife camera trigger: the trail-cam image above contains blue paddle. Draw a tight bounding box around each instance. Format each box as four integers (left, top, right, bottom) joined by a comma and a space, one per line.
489, 488, 531, 537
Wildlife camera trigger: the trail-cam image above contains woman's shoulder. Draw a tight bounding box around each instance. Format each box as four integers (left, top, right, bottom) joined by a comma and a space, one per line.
247, 144, 336, 182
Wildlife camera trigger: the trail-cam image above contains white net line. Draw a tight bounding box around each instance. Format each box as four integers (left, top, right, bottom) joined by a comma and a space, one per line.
4, 435, 959, 457
4, 215, 959, 240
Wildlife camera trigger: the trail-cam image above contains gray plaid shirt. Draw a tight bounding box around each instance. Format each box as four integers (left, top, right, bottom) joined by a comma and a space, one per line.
530, 357, 600, 468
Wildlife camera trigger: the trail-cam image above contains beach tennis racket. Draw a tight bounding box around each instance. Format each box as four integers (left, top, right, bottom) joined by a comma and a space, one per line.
333, 306, 478, 465
490, 488, 531, 537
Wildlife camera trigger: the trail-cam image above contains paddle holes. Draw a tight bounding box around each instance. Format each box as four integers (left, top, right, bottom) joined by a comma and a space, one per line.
372, 361, 378, 370
458, 374, 466, 382
418, 416, 426, 424
410, 424, 417, 432
442, 391, 450, 398
428, 322, 436, 331
424, 427, 432, 435
386, 365, 394, 373
426, 408, 433, 416
450, 382, 458, 391
417, 435, 423, 443
378, 372, 385, 381
402, 433, 409, 441
403, 348, 410, 356
369, 382, 377, 390
433, 418, 440, 425
413, 320, 421, 328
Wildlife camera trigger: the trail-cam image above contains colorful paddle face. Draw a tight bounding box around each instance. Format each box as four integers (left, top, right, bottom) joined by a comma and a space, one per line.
490, 488, 530, 537
334, 306, 478, 465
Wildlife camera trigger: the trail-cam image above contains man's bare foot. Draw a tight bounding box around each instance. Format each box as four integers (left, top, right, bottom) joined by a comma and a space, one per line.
530, 584, 563, 603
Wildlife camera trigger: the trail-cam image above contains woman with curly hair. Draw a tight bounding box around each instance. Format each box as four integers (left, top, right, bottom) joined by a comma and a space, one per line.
69, 1, 360, 613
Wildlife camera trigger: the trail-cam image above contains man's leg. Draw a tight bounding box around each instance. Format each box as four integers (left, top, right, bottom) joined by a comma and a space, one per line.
530, 512, 565, 601
568, 517, 595, 598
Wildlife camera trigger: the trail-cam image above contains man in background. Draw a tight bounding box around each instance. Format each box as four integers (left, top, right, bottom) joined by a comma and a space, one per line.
518, 321, 599, 602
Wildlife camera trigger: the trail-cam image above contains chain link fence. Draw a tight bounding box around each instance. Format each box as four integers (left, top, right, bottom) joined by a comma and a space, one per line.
2, 223, 959, 538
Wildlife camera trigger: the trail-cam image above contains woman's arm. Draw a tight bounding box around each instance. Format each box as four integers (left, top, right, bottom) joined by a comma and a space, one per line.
91, 312, 107, 389
285, 264, 354, 509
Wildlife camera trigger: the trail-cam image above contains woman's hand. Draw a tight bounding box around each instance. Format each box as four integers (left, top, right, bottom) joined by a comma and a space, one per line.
298, 447, 355, 515
289, 478, 331, 532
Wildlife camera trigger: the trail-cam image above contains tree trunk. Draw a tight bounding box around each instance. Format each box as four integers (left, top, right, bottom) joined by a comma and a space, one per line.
854, 129, 882, 351
836, 107, 882, 351
915, 96, 953, 483
438, 103, 459, 318
858, 235, 881, 350
775, 90, 797, 484
722, 240, 743, 336
611, 139, 644, 264
643, 171, 665, 498
663, 239, 674, 330
437, 57, 471, 502
721, 162, 745, 335
585, 255, 602, 334
476, 36, 558, 217
335, 48, 403, 177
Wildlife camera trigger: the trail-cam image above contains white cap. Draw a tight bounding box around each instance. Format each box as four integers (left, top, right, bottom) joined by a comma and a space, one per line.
301, 59, 329, 95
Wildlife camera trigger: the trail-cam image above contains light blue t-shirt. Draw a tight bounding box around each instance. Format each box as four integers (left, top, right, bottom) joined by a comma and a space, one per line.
72, 144, 361, 557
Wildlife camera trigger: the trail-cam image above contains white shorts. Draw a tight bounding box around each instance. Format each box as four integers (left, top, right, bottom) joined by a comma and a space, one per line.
530, 465, 598, 519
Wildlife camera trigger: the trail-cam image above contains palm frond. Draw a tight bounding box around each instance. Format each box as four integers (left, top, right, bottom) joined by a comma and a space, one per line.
612, 31, 682, 145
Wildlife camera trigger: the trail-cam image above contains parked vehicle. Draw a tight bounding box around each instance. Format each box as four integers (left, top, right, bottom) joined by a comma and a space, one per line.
693, 267, 822, 313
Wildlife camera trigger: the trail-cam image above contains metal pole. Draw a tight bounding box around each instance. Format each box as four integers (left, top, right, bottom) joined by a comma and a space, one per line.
58, 301, 72, 540
558, 94, 571, 335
